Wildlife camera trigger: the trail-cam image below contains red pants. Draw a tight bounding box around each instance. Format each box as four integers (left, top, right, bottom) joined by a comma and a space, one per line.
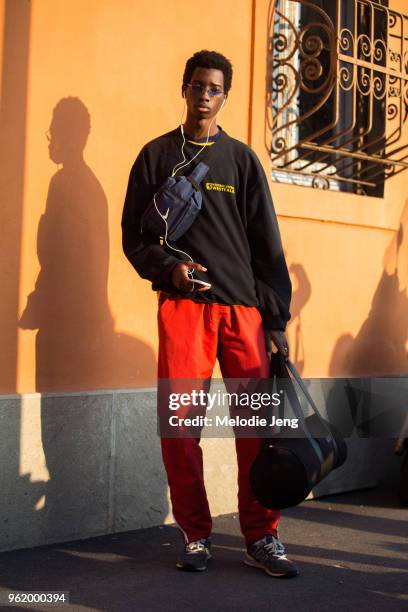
158, 294, 280, 545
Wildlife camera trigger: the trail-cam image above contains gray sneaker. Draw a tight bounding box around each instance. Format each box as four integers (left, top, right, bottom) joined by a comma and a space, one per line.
176, 538, 212, 571
244, 535, 299, 578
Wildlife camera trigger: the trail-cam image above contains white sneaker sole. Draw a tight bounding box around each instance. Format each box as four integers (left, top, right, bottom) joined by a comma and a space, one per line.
244, 553, 299, 578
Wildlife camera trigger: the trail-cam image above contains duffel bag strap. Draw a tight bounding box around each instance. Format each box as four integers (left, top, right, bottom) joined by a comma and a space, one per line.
273, 353, 340, 458
286, 360, 333, 434
270, 354, 324, 462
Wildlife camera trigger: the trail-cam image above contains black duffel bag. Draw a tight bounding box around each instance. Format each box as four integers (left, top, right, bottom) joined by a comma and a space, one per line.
250, 353, 347, 510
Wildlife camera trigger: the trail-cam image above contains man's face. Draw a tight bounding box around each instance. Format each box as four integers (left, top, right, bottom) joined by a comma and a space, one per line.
183, 67, 226, 121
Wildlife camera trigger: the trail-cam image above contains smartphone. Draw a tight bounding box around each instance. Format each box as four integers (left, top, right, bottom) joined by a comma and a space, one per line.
192, 279, 211, 288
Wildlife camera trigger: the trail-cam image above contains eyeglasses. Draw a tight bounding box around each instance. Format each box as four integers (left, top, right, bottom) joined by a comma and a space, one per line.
186, 83, 224, 97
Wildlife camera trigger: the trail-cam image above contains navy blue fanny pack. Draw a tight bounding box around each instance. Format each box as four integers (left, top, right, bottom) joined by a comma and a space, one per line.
140, 161, 209, 242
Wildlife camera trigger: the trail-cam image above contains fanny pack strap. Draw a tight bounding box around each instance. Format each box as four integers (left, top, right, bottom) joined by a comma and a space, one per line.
186, 161, 211, 190
187, 176, 200, 191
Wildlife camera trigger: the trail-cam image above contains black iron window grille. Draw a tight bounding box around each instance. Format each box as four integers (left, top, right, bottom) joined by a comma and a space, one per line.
267, 0, 408, 197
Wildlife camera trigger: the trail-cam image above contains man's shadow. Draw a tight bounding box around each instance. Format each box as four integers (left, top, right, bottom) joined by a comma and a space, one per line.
18, 98, 167, 542
287, 262, 311, 375
330, 203, 408, 378
326, 202, 408, 442
19, 97, 158, 390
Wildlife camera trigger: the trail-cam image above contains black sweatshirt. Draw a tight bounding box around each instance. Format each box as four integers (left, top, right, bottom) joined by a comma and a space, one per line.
122, 127, 291, 330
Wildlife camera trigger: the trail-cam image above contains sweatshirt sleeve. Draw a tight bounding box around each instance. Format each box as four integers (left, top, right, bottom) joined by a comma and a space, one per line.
121, 147, 181, 291
246, 152, 292, 330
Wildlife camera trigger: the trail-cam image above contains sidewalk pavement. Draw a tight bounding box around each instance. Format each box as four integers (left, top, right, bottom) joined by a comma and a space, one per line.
0, 486, 407, 612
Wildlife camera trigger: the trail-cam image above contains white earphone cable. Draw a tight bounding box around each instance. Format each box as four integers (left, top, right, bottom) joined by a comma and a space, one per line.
172, 95, 226, 176
155, 96, 226, 278
153, 193, 195, 275
171, 116, 216, 177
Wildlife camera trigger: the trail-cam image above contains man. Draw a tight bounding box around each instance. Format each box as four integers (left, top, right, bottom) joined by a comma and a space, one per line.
122, 50, 298, 578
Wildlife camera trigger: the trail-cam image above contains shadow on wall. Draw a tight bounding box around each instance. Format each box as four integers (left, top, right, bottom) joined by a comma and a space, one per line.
330, 199, 408, 378
8, 98, 168, 549
287, 262, 311, 375
323, 203, 408, 487
19, 97, 156, 391
0, 0, 43, 553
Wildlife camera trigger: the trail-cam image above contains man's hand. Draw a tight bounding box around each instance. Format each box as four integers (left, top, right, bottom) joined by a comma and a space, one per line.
171, 261, 211, 293
266, 330, 289, 360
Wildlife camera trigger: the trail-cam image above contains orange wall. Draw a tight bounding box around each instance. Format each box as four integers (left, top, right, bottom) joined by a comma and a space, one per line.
2, 0, 408, 393
1, 0, 31, 393
7, 0, 253, 393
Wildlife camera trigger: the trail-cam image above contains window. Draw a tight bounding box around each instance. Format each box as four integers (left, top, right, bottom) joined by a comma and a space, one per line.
267, 0, 407, 197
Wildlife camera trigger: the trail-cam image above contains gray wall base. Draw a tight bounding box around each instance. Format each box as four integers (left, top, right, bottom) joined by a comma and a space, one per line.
0, 382, 402, 552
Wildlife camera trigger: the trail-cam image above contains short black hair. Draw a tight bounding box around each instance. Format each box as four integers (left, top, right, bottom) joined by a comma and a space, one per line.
182, 50, 233, 95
